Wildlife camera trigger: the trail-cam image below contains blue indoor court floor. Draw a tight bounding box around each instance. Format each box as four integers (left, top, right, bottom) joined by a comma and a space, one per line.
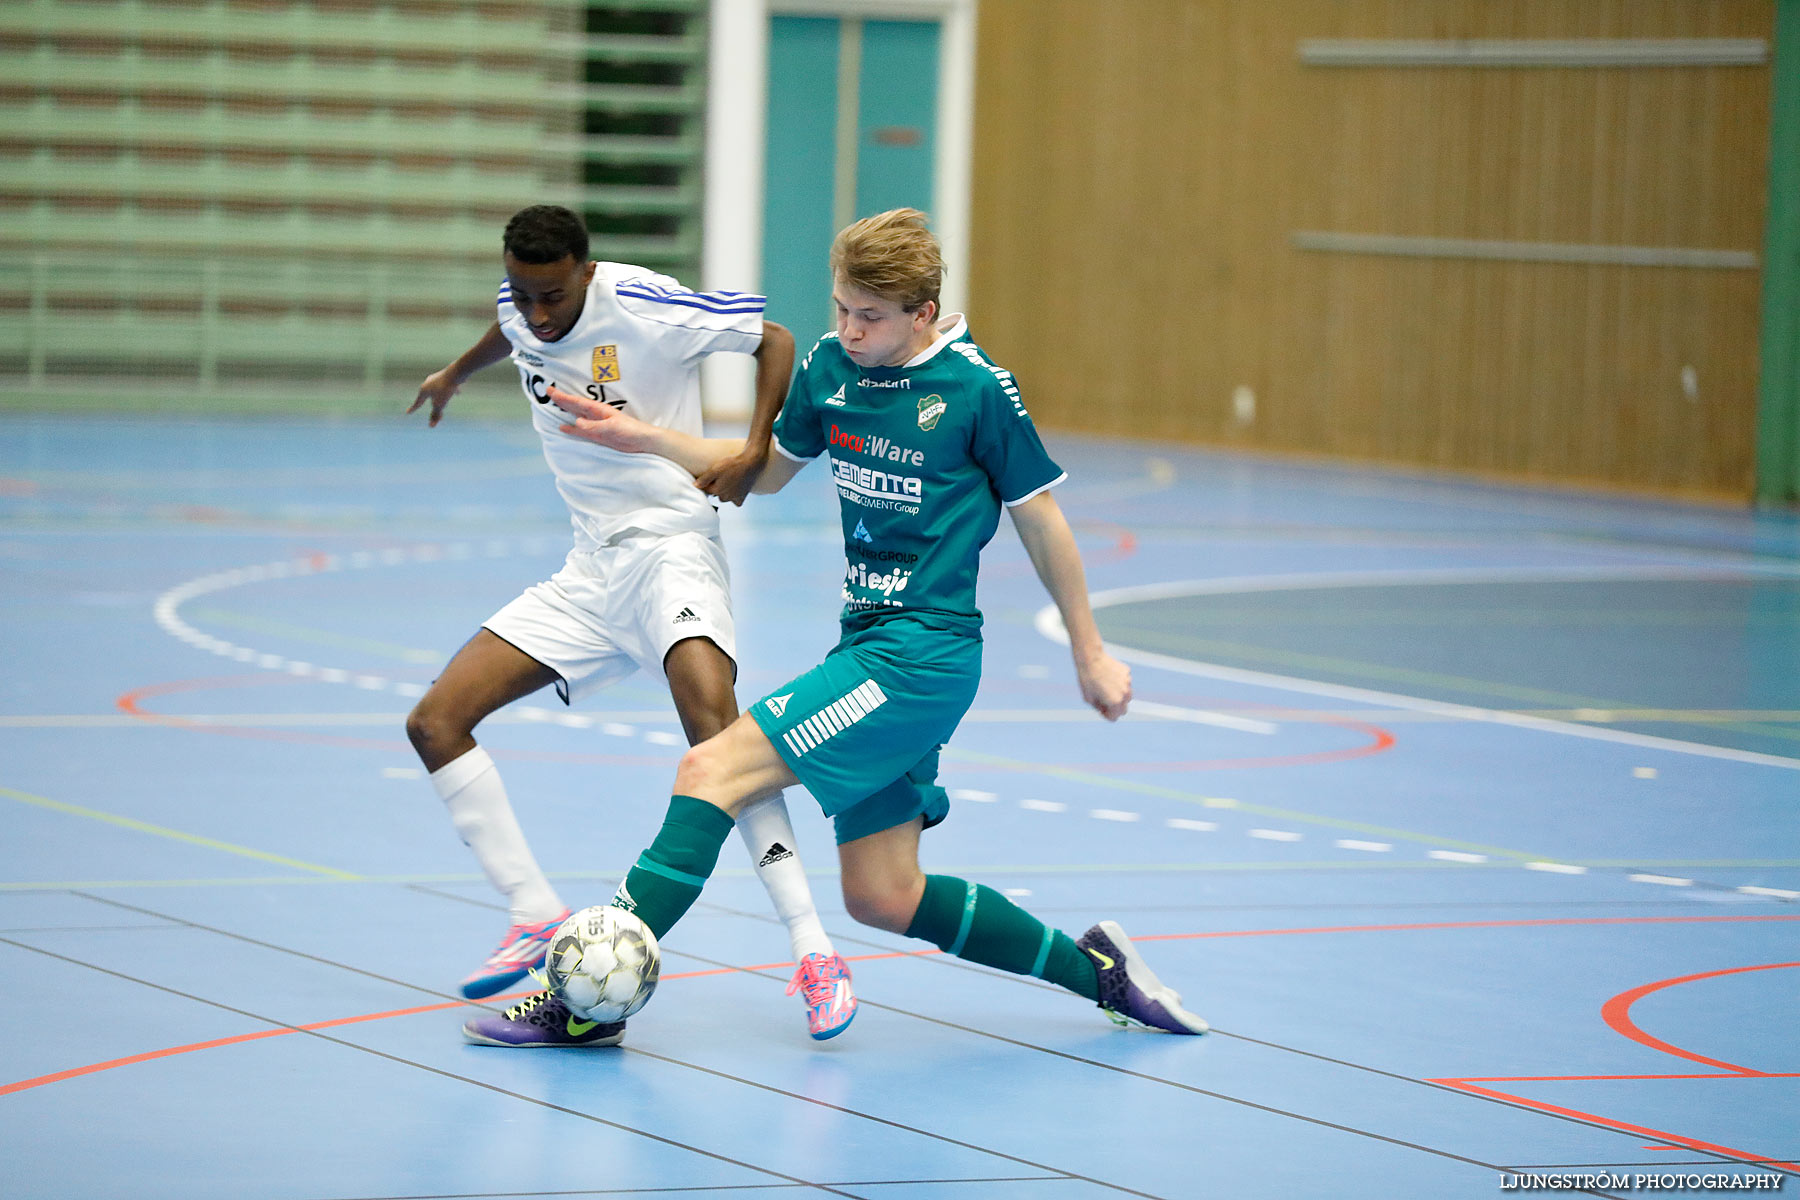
1, 414, 1796, 1199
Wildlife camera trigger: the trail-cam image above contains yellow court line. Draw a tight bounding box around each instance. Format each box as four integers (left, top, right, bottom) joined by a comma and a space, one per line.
0, 786, 361, 880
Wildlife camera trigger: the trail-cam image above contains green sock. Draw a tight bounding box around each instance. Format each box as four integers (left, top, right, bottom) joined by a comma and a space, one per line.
904, 874, 1099, 1002
611, 795, 734, 940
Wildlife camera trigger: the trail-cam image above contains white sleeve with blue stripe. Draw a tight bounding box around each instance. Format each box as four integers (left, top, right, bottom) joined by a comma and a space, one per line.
612, 270, 766, 363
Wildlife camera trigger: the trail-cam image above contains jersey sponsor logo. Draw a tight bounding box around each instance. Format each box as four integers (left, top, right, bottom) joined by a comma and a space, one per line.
592, 344, 620, 383
824, 384, 847, 407
764, 692, 793, 718
780, 679, 888, 759
858, 548, 918, 564
521, 370, 624, 410
831, 425, 925, 467
917, 394, 947, 431
868, 435, 924, 466
516, 351, 545, 367
845, 559, 912, 597
852, 519, 873, 543
858, 377, 911, 389
831, 458, 923, 514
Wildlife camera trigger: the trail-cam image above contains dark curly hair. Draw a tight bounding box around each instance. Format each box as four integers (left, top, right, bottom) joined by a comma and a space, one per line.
503, 205, 589, 264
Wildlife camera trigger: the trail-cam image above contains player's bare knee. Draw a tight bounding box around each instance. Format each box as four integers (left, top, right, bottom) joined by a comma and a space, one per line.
404, 697, 471, 768
671, 740, 727, 799
403, 702, 436, 756
842, 879, 913, 934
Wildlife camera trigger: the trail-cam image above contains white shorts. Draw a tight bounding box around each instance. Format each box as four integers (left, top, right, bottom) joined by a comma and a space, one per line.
482, 530, 736, 704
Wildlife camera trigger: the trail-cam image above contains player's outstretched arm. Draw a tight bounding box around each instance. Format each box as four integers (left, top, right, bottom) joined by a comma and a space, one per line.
697, 320, 795, 506
1008, 491, 1132, 721
547, 385, 806, 494
408, 322, 512, 427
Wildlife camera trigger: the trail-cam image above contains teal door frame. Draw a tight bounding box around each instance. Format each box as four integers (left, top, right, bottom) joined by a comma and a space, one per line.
1758, 0, 1800, 506
763, 11, 943, 345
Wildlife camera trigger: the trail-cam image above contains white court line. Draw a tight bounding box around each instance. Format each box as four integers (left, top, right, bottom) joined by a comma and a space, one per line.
1630, 873, 1695, 887
1336, 839, 1392, 852
1020, 799, 1066, 813
1090, 809, 1140, 822
1524, 861, 1588, 875
1128, 699, 1278, 735
1168, 818, 1218, 832
151, 539, 561, 701
1429, 850, 1488, 863
1035, 568, 1800, 772
1249, 828, 1303, 842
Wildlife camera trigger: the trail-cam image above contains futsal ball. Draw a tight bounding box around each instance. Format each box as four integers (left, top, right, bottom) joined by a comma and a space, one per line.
544, 905, 661, 1022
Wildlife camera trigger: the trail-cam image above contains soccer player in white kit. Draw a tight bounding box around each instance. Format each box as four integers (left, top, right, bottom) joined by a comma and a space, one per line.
406, 205, 856, 1043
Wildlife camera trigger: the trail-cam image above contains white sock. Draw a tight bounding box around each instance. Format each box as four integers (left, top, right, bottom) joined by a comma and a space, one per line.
430, 745, 565, 928
736, 793, 833, 961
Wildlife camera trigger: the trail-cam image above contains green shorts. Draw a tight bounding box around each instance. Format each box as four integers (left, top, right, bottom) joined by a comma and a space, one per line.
748, 615, 982, 844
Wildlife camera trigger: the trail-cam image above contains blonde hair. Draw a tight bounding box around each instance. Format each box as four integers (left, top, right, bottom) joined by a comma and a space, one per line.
829, 208, 943, 313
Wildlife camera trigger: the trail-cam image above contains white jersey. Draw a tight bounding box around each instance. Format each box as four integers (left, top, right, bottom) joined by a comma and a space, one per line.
497, 263, 765, 550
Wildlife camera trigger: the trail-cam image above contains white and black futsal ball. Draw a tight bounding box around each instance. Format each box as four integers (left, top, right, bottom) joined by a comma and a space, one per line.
543, 905, 661, 1022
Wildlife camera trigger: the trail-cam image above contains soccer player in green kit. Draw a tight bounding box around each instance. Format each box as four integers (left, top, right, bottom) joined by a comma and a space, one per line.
464, 209, 1206, 1046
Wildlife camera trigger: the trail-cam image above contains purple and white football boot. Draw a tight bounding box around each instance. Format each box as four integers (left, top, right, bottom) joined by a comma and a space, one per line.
1076, 920, 1208, 1034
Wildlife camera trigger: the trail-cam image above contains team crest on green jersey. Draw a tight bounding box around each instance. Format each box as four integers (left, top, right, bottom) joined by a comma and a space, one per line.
592, 345, 620, 383
917, 394, 946, 431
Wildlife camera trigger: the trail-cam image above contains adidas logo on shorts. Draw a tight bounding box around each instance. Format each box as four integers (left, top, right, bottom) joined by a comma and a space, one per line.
673, 606, 699, 624
757, 842, 794, 867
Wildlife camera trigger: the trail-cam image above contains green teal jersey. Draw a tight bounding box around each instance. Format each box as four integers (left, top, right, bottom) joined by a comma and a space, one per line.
772, 316, 1065, 635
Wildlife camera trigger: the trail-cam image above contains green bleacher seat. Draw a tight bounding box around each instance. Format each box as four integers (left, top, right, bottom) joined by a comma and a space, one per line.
6, 0, 709, 414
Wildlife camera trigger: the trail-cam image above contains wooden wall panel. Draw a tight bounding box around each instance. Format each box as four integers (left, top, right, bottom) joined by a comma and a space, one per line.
968, 0, 1773, 497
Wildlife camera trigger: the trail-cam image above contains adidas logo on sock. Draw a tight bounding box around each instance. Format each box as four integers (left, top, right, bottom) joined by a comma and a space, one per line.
673, 606, 699, 624
758, 842, 794, 867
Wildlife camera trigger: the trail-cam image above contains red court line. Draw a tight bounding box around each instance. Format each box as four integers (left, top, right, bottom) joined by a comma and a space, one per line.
1601, 962, 1798, 1075
1453, 1072, 1800, 1083
1435, 1079, 1797, 1174
0, 962, 786, 1098
10, 914, 1797, 1099
1434, 962, 1800, 1176
1073, 705, 1397, 773
988, 519, 1136, 577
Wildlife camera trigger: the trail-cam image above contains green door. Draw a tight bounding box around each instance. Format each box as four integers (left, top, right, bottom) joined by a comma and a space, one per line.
762, 15, 940, 347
